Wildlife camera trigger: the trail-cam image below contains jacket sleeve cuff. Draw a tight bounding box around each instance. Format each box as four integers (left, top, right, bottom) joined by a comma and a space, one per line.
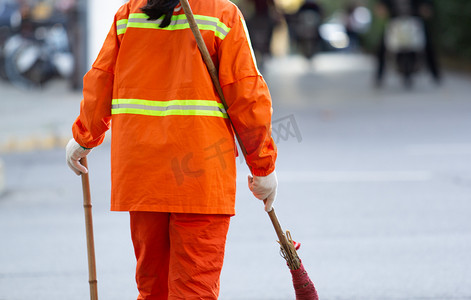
251, 165, 275, 177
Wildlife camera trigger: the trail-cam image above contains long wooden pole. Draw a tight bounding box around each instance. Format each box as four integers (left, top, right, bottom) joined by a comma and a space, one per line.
267, 208, 300, 269
179, 0, 248, 161
80, 157, 98, 300
178, 0, 297, 267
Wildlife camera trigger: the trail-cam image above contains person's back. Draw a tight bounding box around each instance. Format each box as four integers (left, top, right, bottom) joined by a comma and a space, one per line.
75, 0, 276, 214
66, 0, 278, 298
108, 0, 243, 214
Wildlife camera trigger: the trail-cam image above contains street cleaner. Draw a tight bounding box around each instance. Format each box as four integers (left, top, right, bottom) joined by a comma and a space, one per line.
65, 0, 277, 298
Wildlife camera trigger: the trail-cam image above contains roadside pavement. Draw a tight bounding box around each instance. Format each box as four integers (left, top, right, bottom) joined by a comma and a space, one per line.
0, 79, 84, 195
0, 79, 83, 154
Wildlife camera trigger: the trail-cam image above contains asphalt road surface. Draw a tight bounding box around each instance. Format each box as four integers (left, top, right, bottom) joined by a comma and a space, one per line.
1, 53, 471, 299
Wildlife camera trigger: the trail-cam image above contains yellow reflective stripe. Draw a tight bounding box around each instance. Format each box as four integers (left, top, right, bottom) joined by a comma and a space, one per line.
195, 15, 230, 33
116, 19, 128, 35
111, 99, 227, 118
117, 19, 129, 26
112, 108, 227, 118
127, 22, 188, 30
124, 13, 231, 39
129, 13, 151, 19
112, 99, 225, 109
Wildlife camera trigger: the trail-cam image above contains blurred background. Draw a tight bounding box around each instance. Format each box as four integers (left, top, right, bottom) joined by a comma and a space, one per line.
1, 0, 471, 299
0, 0, 470, 90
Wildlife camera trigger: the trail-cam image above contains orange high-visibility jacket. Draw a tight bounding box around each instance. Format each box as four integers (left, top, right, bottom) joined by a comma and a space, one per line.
72, 0, 276, 215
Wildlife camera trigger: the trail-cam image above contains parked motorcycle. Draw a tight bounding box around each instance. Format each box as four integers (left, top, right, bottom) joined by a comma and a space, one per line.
1, 2, 73, 89
0, 0, 22, 80
384, 16, 425, 88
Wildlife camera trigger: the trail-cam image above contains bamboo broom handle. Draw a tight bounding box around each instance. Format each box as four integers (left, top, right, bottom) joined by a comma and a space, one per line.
268, 208, 294, 258
268, 207, 300, 269
179, 0, 249, 161
267, 208, 288, 244
80, 157, 98, 300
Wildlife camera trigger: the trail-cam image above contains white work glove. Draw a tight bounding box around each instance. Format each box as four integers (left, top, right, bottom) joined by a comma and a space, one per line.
248, 171, 277, 212
66, 138, 92, 175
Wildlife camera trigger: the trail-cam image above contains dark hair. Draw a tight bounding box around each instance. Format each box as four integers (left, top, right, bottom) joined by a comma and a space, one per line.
141, 0, 180, 28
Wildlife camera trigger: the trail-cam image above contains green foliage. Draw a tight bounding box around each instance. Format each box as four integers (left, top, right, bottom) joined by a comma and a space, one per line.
434, 0, 471, 61
317, 0, 350, 16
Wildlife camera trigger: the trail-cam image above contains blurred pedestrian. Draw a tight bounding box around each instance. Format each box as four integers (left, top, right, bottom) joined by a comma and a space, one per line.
65, 0, 277, 299
245, 0, 282, 69
284, 0, 323, 58
295, 0, 323, 57
344, 1, 365, 51
374, 0, 441, 87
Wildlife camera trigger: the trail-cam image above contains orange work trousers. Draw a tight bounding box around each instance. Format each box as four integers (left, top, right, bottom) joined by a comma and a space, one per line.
130, 212, 231, 300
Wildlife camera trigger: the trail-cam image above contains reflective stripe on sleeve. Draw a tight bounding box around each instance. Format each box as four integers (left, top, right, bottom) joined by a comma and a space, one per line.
116, 19, 128, 35
111, 99, 228, 118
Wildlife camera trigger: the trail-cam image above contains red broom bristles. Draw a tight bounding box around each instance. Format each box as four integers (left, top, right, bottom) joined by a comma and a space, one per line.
291, 261, 319, 300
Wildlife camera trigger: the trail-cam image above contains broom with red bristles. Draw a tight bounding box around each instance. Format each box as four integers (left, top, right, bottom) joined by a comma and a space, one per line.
178, 0, 318, 298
